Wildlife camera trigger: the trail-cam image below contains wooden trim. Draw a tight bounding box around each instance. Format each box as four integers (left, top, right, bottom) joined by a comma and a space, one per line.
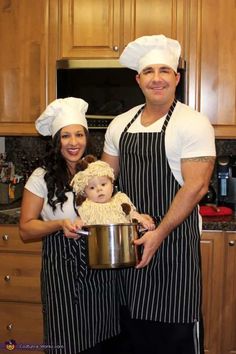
0, 123, 39, 136
214, 125, 236, 139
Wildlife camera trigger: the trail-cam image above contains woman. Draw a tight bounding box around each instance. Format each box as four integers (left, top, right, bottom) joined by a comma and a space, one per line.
19, 97, 120, 354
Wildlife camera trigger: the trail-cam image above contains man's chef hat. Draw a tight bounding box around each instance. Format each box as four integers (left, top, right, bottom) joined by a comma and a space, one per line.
71, 160, 115, 195
119, 34, 181, 73
35, 97, 88, 137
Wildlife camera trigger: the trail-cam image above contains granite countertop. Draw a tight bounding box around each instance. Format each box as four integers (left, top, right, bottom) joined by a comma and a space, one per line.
0, 205, 236, 231
0, 209, 21, 224
0, 199, 21, 225
202, 215, 236, 231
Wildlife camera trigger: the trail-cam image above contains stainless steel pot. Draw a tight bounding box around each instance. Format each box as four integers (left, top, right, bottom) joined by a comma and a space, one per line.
78, 222, 144, 269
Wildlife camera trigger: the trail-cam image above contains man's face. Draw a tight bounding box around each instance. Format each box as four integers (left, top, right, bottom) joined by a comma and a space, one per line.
136, 64, 180, 106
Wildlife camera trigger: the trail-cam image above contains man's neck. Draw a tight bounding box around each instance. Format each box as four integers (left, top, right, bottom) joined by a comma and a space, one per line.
141, 98, 175, 125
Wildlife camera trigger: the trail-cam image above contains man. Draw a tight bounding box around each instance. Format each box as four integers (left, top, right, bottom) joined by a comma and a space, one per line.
102, 35, 216, 354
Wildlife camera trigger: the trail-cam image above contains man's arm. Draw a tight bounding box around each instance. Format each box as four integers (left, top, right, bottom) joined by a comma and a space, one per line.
101, 152, 120, 178
135, 156, 216, 268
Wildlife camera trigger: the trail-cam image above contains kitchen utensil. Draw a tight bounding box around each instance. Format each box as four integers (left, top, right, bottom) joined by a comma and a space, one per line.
77, 222, 145, 269
199, 205, 233, 216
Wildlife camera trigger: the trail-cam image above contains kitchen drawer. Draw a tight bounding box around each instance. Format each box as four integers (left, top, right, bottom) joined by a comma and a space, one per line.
0, 225, 42, 252
0, 302, 43, 350
0, 253, 41, 302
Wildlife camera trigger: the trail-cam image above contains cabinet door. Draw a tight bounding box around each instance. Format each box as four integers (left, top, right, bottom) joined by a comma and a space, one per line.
0, 253, 41, 302
201, 231, 224, 354
188, 0, 236, 135
123, 0, 186, 51
0, 225, 42, 253
0, 302, 43, 351
0, 0, 47, 129
60, 0, 122, 58
221, 232, 236, 354
60, 0, 186, 58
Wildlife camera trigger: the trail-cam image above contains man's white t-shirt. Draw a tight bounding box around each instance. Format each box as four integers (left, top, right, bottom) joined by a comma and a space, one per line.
103, 101, 216, 186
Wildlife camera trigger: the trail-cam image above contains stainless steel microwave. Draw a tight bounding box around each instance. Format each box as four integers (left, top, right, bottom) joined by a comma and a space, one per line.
56, 59, 186, 129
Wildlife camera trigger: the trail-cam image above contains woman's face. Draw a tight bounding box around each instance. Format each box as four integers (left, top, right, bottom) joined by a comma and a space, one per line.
60, 124, 87, 173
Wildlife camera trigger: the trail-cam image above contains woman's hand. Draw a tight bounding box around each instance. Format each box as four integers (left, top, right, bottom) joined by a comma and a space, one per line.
62, 217, 84, 239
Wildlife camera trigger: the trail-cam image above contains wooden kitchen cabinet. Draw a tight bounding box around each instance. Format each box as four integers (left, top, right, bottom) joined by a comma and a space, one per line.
188, 0, 236, 137
0, 0, 235, 136
221, 232, 236, 354
201, 230, 236, 354
0, 0, 47, 134
59, 0, 186, 59
60, 0, 122, 58
0, 0, 58, 136
201, 231, 224, 354
0, 225, 43, 352
59, 0, 236, 137
0, 303, 43, 347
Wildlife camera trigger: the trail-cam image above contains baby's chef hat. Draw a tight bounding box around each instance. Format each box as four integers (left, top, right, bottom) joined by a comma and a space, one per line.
119, 34, 181, 73
71, 160, 115, 195
35, 97, 88, 137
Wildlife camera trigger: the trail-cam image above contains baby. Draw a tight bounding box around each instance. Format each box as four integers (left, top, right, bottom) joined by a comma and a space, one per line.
71, 155, 155, 230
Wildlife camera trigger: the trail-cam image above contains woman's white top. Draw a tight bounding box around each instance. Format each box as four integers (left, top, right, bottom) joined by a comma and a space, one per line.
25, 167, 77, 221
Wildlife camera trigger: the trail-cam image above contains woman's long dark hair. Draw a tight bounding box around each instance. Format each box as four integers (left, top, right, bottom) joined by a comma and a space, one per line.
42, 128, 90, 212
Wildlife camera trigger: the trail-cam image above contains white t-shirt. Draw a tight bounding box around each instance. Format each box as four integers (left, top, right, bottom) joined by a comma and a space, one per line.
103, 101, 216, 185
25, 167, 77, 221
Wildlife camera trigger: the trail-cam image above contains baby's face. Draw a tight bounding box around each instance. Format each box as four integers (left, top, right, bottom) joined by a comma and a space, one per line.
84, 176, 113, 203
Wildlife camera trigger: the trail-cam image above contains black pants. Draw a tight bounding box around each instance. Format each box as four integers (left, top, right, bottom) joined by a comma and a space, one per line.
103, 306, 205, 354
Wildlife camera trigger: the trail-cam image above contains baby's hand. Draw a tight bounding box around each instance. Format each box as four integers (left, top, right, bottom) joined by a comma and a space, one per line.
139, 214, 156, 231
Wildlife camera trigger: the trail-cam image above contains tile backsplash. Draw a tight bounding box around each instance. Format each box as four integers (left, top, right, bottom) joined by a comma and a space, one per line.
0, 137, 5, 153
5, 130, 105, 178
215, 140, 236, 156
4, 136, 236, 177
1, 136, 236, 207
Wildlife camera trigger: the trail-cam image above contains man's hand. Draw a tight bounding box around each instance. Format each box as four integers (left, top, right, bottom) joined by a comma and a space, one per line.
134, 229, 163, 268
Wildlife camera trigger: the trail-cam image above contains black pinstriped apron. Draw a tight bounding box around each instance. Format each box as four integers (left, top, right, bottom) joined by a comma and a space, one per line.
41, 228, 120, 353
118, 99, 201, 323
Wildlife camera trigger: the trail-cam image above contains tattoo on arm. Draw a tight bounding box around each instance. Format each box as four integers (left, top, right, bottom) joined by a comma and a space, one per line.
181, 156, 216, 163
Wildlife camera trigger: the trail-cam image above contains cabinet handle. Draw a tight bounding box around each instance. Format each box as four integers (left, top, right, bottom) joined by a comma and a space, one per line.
229, 240, 235, 246
4, 275, 11, 282
6, 323, 13, 331
113, 45, 119, 51
2, 234, 9, 241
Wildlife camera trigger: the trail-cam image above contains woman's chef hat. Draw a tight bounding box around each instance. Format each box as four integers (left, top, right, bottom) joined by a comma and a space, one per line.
71, 160, 115, 195
119, 34, 181, 73
35, 97, 88, 137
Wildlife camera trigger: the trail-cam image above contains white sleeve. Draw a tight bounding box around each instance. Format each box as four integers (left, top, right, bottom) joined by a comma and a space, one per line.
180, 114, 216, 158
24, 167, 48, 198
103, 119, 121, 156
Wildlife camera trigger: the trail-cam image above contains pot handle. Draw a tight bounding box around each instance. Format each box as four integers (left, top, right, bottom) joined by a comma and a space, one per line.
137, 225, 149, 235
76, 229, 89, 236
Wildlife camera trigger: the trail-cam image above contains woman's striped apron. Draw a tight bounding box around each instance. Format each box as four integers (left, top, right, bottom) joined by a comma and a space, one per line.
118, 99, 201, 323
41, 232, 120, 353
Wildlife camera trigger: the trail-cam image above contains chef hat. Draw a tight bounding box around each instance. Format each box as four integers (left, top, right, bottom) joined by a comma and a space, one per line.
119, 34, 181, 73
71, 160, 115, 195
35, 97, 88, 137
